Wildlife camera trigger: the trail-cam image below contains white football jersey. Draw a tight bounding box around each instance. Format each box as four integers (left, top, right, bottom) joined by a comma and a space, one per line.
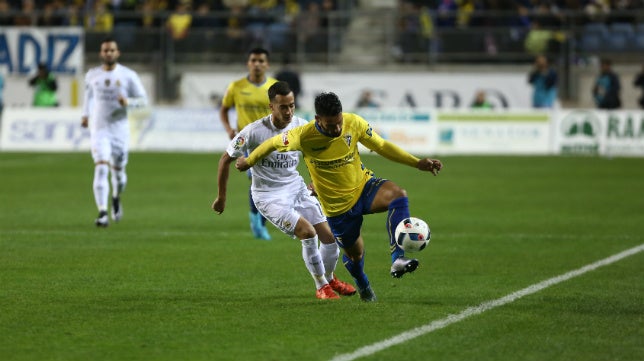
227, 115, 309, 193
82, 63, 147, 134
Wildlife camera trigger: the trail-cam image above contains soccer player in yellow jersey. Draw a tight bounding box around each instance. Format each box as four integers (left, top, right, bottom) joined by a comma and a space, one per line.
236, 92, 443, 301
220, 48, 278, 240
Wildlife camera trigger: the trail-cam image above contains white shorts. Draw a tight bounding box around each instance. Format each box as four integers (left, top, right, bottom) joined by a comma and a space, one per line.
90, 129, 129, 168
253, 182, 326, 237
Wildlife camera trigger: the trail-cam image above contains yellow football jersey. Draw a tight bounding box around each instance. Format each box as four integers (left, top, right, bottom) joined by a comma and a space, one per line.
247, 113, 418, 216
221, 76, 278, 130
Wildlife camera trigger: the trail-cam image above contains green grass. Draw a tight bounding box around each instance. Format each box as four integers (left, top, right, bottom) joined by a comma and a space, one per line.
1, 153, 643, 361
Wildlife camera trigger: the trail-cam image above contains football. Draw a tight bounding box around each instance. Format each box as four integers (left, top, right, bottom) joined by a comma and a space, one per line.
395, 217, 431, 252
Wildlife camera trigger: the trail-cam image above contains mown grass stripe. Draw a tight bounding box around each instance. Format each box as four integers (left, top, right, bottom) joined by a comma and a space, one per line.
329, 243, 644, 361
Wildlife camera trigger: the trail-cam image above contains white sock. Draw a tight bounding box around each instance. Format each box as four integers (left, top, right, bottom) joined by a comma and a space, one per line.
301, 236, 327, 289
110, 167, 127, 198
93, 164, 110, 212
320, 241, 340, 281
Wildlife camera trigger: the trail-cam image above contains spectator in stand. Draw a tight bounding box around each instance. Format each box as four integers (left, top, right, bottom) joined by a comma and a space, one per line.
356, 90, 380, 109
13, 0, 35, 26
224, 3, 250, 53
296, 1, 321, 53
29, 63, 59, 107
593, 58, 621, 110
85, 0, 114, 33
63, 2, 82, 26
524, 19, 552, 56
584, 0, 610, 24
0, 0, 12, 26
192, 2, 223, 52
139, 0, 164, 28
319, 0, 338, 52
436, 0, 457, 28
470, 90, 493, 109
166, 0, 193, 41
528, 54, 558, 108
633, 64, 644, 109
38, 1, 65, 26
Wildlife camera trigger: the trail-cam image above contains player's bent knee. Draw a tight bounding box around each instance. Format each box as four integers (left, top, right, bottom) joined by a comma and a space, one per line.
294, 218, 316, 239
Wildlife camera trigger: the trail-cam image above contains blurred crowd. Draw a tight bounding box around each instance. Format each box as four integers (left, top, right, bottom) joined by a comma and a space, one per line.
1, 0, 643, 61
394, 0, 644, 62
0, 0, 343, 55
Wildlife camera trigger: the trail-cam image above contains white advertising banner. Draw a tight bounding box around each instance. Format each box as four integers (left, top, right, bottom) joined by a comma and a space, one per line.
3, 108, 643, 157
553, 110, 644, 157
358, 109, 436, 155
436, 112, 552, 155
180, 72, 533, 110
0, 27, 84, 75
133, 108, 229, 151
1, 108, 90, 151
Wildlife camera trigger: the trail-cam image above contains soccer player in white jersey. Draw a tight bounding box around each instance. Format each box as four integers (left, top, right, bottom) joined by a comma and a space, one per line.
81, 37, 148, 227
212, 81, 356, 299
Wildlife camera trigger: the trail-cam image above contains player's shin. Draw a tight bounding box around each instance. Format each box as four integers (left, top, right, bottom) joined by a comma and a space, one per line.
302, 236, 328, 289
388, 196, 410, 262
93, 164, 110, 211
342, 253, 369, 290
110, 167, 127, 197
320, 242, 340, 280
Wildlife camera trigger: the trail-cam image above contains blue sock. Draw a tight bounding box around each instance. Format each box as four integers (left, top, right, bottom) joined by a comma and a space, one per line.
342, 253, 369, 290
388, 196, 410, 262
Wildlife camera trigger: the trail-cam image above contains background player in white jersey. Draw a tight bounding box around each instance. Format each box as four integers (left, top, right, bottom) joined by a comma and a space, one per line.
220, 48, 277, 240
81, 37, 148, 227
212, 81, 356, 299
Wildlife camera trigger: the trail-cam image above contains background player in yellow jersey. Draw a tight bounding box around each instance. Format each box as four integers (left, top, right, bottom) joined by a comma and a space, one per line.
236, 92, 443, 302
220, 48, 278, 240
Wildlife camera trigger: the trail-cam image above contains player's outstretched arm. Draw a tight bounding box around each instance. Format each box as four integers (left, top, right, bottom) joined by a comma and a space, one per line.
212, 152, 235, 214
370, 140, 443, 176
417, 158, 443, 176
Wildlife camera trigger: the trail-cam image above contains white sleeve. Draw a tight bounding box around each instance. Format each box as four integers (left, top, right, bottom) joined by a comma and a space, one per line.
226, 126, 250, 158
127, 70, 148, 108
81, 72, 93, 118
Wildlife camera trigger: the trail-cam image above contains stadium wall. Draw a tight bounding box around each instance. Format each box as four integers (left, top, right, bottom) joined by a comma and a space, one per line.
1, 107, 642, 157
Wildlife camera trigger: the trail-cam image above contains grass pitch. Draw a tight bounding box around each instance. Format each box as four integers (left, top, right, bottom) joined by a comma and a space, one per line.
0, 152, 642, 361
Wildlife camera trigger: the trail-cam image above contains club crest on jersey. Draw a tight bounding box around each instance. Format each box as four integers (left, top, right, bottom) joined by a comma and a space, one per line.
283, 220, 292, 229
116, 80, 121, 87
281, 131, 290, 146
104, 79, 110, 87
344, 135, 352, 146
233, 136, 246, 149
366, 125, 373, 137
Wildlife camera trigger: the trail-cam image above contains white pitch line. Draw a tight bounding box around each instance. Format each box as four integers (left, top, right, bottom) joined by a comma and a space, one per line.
330, 243, 644, 361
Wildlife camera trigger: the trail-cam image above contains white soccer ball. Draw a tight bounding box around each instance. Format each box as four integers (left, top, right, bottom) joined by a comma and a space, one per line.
395, 217, 430, 253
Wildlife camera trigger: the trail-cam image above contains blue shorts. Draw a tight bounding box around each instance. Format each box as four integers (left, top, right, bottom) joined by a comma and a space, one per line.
327, 177, 388, 249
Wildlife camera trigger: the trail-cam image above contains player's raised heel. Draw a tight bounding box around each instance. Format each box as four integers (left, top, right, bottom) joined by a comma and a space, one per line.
316, 284, 340, 299
95, 211, 109, 227
111, 196, 123, 222
328, 276, 357, 296
390, 257, 419, 278
358, 285, 377, 302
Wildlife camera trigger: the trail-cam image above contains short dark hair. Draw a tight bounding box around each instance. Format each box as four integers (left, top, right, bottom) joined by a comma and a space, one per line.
248, 47, 269, 59
268, 81, 292, 102
314, 92, 342, 116
102, 36, 116, 45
